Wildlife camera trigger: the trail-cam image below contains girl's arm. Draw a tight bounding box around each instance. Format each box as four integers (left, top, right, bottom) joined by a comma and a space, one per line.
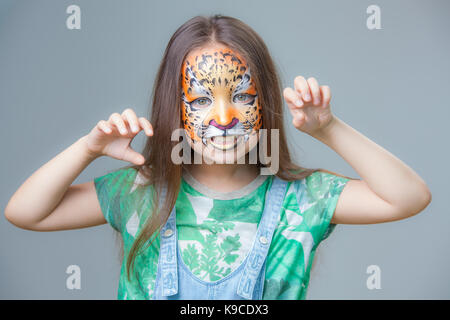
4, 109, 153, 231
283, 76, 432, 224
4, 135, 104, 230
312, 115, 431, 224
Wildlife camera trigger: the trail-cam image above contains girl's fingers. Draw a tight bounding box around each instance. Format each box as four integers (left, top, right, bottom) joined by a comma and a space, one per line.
98, 120, 112, 134
320, 85, 331, 107
108, 110, 153, 137
293, 111, 305, 127
306, 77, 321, 106
138, 117, 153, 136
294, 76, 311, 102
283, 87, 306, 124
283, 87, 304, 108
109, 113, 128, 135
123, 146, 145, 165
122, 108, 141, 133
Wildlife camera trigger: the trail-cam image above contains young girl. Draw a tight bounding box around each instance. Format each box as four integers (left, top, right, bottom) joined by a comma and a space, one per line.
5, 14, 431, 300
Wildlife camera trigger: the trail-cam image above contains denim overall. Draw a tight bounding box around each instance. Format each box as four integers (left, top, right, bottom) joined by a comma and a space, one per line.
152, 175, 288, 300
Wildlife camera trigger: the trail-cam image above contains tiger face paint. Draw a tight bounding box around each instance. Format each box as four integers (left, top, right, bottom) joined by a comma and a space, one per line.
181, 45, 262, 154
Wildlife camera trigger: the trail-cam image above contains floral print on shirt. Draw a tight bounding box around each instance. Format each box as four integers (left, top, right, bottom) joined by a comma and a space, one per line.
94, 167, 350, 299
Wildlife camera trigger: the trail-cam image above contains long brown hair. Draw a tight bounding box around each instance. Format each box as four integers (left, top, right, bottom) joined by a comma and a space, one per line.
118, 14, 355, 280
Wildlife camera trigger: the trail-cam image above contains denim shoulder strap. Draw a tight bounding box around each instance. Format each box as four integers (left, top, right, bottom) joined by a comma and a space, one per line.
157, 184, 179, 297
236, 175, 288, 299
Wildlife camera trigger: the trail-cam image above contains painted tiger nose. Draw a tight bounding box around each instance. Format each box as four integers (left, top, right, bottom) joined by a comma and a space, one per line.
209, 118, 239, 130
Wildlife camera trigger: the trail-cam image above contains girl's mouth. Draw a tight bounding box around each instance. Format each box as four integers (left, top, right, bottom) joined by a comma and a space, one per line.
202, 134, 250, 150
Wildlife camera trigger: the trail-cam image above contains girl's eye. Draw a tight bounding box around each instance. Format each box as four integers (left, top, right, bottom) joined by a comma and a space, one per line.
191, 97, 212, 108
233, 93, 253, 104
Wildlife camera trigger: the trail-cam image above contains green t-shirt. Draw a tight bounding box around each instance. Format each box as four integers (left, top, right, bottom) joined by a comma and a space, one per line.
94, 167, 350, 300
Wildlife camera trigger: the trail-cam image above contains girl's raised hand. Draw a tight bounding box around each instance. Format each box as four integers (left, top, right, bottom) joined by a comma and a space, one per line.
283, 76, 335, 136
85, 108, 153, 165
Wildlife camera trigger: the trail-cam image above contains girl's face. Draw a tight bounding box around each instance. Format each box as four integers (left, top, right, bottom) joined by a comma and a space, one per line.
180, 43, 262, 164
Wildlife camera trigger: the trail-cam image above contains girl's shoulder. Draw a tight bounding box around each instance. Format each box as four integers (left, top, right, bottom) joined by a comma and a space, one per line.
304, 170, 350, 193
284, 169, 351, 211
93, 166, 153, 233
94, 166, 151, 191
282, 170, 351, 242
289, 170, 350, 196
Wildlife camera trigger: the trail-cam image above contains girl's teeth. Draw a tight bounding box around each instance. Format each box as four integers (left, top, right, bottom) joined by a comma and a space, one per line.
213, 136, 235, 144
201, 135, 248, 148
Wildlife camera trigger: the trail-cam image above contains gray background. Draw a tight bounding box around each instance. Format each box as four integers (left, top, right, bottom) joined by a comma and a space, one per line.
1, 0, 448, 299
